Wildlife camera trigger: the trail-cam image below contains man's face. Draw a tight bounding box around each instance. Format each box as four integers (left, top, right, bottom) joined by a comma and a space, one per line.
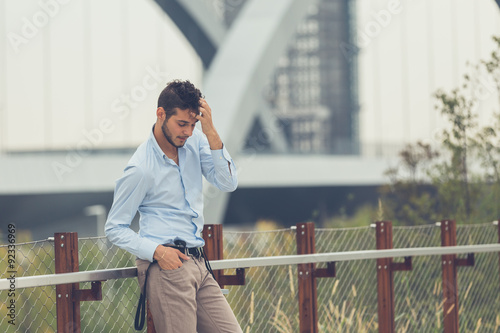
161, 108, 198, 148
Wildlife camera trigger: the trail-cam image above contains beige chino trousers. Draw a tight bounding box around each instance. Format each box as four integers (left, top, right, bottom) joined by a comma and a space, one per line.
136, 256, 242, 333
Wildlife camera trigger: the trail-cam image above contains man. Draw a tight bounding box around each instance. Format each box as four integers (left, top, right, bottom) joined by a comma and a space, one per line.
105, 80, 242, 332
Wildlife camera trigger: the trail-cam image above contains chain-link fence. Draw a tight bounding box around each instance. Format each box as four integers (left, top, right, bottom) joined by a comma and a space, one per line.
1, 223, 499, 333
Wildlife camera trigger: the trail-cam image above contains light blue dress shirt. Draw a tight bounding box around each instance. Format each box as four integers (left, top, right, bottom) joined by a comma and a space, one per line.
105, 127, 237, 262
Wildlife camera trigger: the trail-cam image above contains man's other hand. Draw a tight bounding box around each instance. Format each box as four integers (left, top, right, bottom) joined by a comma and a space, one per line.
153, 245, 190, 270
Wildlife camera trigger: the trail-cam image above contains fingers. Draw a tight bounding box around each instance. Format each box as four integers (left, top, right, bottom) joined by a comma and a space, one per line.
199, 98, 208, 108
193, 106, 213, 126
190, 111, 200, 120
198, 98, 211, 116
158, 258, 182, 270
198, 107, 206, 118
174, 249, 190, 261
157, 247, 190, 270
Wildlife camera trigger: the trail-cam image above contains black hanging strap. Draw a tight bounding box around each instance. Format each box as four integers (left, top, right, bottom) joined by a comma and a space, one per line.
135, 262, 154, 331
201, 248, 215, 280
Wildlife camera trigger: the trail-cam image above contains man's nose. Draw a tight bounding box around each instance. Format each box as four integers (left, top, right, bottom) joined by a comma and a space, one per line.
183, 127, 193, 136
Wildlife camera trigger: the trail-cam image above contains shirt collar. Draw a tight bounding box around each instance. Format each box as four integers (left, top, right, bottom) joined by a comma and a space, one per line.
150, 124, 166, 159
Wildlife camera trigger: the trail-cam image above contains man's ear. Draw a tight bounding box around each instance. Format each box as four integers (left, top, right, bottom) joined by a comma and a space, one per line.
156, 107, 165, 119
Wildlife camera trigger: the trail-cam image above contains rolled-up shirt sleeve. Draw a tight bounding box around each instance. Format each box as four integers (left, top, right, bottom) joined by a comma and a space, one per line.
200, 137, 238, 192
104, 165, 159, 262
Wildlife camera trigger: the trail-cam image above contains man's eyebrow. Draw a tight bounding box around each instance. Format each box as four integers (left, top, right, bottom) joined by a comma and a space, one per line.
177, 120, 199, 124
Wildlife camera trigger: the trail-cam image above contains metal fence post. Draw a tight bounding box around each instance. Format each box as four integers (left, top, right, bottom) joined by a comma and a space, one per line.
202, 224, 245, 289
295, 222, 336, 333
375, 221, 412, 333
55, 232, 80, 333
296, 222, 317, 333
440, 220, 474, 333
203, 224, 224, 284
54, 232, 102, 333
441, 220, 459, 333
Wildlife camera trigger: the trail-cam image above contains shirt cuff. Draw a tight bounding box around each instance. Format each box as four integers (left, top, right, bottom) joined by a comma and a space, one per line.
137, 237, 161, 262
211, 145, 233, 167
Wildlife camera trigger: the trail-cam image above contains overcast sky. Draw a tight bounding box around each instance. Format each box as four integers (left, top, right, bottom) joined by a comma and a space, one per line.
1, 0, 499, 153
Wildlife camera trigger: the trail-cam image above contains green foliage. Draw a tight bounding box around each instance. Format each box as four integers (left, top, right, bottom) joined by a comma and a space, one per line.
380, 35, 500, 225
324, 204, 379, 228
380, 142, 440, 225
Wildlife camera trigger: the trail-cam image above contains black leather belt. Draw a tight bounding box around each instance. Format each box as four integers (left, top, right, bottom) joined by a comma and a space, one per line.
164, 244, 202, 258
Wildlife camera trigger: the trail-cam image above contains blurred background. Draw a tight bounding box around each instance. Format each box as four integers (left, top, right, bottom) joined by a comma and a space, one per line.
0, 0, 499, 241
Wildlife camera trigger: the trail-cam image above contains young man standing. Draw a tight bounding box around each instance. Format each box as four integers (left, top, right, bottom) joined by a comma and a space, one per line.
105, 80, 242, 332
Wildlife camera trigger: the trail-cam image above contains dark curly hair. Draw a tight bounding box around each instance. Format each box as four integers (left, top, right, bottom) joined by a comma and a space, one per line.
157, 80, 204, 120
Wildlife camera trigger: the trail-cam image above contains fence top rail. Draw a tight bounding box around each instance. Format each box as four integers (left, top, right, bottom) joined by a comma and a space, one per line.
1, 243, 500, 290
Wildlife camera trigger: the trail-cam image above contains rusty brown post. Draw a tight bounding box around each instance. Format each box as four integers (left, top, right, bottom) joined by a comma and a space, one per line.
54, 232, 102, 333
296, 222, 336, 333
296, 222, 317, 333
203, 224, 224, 284
202, 224, 245, 289
375, 221, 394, 333
441, 220, 459, 333
375, 221, 412, 333
440, 220, 474, 333
55, 232, 80, 333
295, 222, 336, 333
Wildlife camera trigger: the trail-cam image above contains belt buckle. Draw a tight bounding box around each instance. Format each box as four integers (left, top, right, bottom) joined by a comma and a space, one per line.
173, 240, 188, 256
187, 247, 200, 258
